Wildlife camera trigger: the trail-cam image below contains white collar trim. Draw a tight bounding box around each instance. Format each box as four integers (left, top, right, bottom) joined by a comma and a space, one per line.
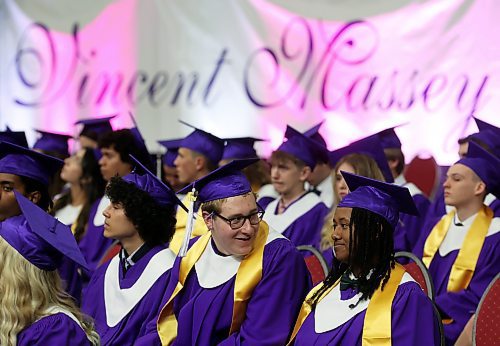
314, 272, 415, 333
263, 193, 324, 233
439, 215, 500, 256
395, 175, 423, 197
195, 228, 285, 288
257, 184, 279, 200
104, 248, 175, 327
317, 175, 334, 208
484, 193, 496, 207
42, 306, 83, 329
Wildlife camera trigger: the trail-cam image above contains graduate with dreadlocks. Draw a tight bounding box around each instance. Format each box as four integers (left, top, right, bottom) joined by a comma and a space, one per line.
288, 172, 440, 345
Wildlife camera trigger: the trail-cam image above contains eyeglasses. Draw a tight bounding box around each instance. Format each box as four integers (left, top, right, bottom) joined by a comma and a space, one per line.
212, 209, 265, 230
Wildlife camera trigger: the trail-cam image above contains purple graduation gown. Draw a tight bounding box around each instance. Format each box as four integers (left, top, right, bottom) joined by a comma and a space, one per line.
264, 192, 329, 248
293, 276, 440, 345
426, 225, 500, 344
171, 234, 312, 345
58, 256, 83, 305
17, 313, 91, 345
393, 177, 431, 254
256, 184, 278, 211
82, 244, 175, 346
58, 197, 114, 303
395, 193, 430, 254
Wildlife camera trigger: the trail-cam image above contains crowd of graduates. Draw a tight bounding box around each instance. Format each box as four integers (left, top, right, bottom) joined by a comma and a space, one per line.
0, 114, 498, 346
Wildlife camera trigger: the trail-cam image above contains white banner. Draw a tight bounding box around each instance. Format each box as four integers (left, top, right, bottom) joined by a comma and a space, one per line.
1, 0, 499, 164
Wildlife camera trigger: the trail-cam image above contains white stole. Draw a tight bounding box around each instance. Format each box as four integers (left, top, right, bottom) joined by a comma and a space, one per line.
104, 248, 175, 327
263, 193, 324, 233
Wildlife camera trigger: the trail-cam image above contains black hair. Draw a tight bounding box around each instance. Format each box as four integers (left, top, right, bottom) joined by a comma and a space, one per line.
310, 207, 395, 309
98, 129, 155, 172
52, 148, 106, 241
34, 149, 69, 200
20, 176, 52, 211
105, 177, 177, 246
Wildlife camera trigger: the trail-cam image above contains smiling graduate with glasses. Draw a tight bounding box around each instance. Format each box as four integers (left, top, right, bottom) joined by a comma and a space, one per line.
210, 206, 265, 230
156, 159, 311, 345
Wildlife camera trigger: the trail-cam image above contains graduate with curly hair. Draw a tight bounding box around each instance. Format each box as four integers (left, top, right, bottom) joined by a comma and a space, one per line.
82, 156, 185, 345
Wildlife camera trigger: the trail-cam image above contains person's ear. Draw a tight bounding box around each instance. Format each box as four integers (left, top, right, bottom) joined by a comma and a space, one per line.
194, 155, 206, 171
299, 166, 312, 182
474, 181, 486, 197
202, 211, 214, 230
26, 191, 41, 205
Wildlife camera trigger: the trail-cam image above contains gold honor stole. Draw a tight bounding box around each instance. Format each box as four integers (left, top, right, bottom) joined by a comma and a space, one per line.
288, 264, 406, 346
157, 222, 270, 345
169, 192, 208, 254
423, 205, 493, 293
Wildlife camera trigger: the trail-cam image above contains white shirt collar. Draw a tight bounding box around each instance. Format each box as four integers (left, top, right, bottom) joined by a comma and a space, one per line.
394, 174, 406, 186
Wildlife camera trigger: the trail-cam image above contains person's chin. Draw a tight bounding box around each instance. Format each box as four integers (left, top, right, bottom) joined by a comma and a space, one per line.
444, 196, 454, 206
232, 244, 253, 257
101, 171, 111, 181
103, 227, 112, 238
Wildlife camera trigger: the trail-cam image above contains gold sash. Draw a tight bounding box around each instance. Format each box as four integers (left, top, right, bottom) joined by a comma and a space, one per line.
288, 264, 406, 346
157, 221, 270, 345
169, 192, 208, 254
423, 205, 493, 292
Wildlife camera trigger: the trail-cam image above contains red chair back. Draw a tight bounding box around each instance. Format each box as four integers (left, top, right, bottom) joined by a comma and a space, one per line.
395, 251, 435, 300
297, 245, 329, 285
404, 155, 440, 199
98, 240, 121, 266
473, 274, 500, 346
304, 255, 327, 285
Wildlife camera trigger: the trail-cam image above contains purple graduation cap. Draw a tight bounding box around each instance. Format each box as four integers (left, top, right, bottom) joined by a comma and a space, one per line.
0, 141, 64, 186
124, 154, 188, 212
457, 142, 500, 198
469, 117, 500, 155
376, 127, 402, 150
221, 137, 264, 160
474, 117, 499, 133
177, 158, 259, 256
178, 120, 225, 165
75, 115, 115, 140
278, 125, 325, 168
158, 138, 183, 167
303, 121, 327, 148
127, 111, 155, 171
0, 191, 88, 271
179, 158, 258, 203
0, 126, 29, 148
338, 171, 419, 229
33, 129, 72, 157
328, 134, 395, 183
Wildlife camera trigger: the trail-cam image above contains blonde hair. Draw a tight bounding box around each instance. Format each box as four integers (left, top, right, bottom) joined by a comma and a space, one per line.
319, 153, 386, 251
0, 237, 100, 346
201, 192, 257, 215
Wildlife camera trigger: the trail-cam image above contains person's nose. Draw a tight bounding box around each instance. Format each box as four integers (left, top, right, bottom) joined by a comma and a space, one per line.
331, 224, 341, 241
103, 205, 111, 218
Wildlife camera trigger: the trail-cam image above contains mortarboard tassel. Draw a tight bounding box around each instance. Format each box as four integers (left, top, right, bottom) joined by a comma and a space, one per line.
179, 187, 198, 257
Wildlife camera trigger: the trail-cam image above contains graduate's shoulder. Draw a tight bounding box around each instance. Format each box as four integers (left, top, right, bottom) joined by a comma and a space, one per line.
392, 272, 432, 306
263, 228, 305, 263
